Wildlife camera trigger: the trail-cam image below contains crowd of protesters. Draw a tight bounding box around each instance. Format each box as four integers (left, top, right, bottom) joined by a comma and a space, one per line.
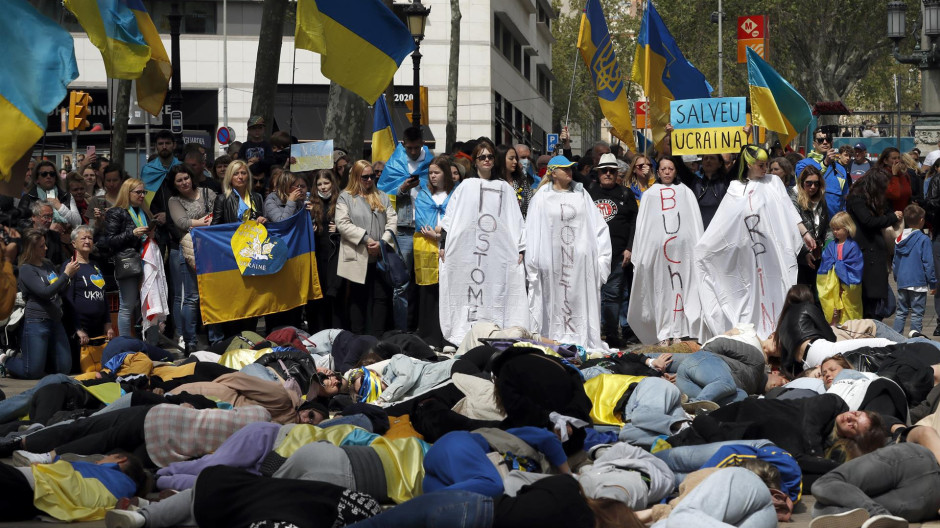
0, 118, 939, 528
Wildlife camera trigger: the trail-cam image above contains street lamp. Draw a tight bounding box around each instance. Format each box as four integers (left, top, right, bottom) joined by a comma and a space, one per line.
401, 1, 431, 129
887, 0, 940, 153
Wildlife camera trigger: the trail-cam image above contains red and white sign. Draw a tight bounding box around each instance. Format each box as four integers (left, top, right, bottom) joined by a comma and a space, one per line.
635, 101, 649, 129
737, 15, 765, 40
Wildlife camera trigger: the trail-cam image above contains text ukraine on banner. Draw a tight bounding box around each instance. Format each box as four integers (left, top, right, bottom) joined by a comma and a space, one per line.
192, 212, 322, 324
0, 1, 78, 180
670, 97, 749, 155
632, 0, 712, 145
296, 0, 415, 103
746, 47, 813, 145
372, 94, 398, 164
64, 0, 171, 116
577, 0, 636, 151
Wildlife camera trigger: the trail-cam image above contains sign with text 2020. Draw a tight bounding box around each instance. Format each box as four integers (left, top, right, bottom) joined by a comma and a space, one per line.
670, 97, 749, 155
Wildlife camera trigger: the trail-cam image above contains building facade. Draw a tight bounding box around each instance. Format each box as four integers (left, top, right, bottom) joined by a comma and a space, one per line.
34, 0, 554, 165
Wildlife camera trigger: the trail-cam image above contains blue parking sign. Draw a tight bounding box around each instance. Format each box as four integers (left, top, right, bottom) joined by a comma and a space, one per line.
546, 133, 559, 153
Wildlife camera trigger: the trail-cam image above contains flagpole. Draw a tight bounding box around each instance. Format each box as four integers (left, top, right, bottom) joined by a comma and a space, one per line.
564, 48, 580, 130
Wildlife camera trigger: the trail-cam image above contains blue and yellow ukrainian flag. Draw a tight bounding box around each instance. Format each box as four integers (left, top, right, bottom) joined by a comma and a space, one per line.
746, 47, 813, 146
64, 0, 172, 116
192, 211, 322, 324
632, 0, 712, 145
372, 94, 398, 164
577, 0, 636, 151
296, 0, 415, 104
32, 460, 136, 521
0, 1, 78, 181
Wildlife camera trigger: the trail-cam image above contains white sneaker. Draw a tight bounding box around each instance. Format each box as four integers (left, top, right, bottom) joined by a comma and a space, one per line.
12, 450, 53, 466
809, 508, 870, 528
862, 515, 908, 528
105, 509, 146, 528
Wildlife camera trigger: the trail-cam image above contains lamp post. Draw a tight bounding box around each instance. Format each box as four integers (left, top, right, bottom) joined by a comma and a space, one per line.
888, 0, 940, 152
401, 1, 431, 129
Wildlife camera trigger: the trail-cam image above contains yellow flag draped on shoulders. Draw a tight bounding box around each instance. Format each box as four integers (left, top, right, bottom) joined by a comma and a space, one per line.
577, 0, 636, 151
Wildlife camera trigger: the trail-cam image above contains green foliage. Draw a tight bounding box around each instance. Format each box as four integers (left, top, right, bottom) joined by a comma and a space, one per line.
553, 0, 922, 132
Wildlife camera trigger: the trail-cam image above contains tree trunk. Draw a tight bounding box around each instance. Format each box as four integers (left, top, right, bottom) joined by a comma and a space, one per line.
251, 0, 289, 137
111, 80, 132, 165
445, 0, 461, 151
324, 82, 368, 161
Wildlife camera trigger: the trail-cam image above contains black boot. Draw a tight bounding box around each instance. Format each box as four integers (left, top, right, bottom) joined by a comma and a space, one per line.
0, 435, 23, 458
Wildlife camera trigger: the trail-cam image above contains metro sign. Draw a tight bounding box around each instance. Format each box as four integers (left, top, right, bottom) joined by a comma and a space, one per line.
737, 15, 765, 40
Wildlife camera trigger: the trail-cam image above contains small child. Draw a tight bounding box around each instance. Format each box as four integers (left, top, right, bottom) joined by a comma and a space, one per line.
816, 212, 863, 325
893, 204, 938, 335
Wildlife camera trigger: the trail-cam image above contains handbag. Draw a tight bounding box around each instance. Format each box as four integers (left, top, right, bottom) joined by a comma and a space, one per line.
113, 247, 143, 280
377, 229, 409, 289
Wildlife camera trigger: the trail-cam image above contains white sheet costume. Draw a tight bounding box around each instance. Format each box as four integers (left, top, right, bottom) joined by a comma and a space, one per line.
524, 182, 611, 348
627, 183, 704, 343
690, 174, 802, 340
439, 178, 529, 345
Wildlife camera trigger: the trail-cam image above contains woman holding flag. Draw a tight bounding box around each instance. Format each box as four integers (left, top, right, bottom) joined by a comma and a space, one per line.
412, 155, 456, 347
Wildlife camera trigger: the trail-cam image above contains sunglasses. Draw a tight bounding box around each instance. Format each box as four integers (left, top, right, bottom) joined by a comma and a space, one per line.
38, 171, 56, 177
803, 180, 820, 187
635, 163, 650, 168
598, 168, 618, 175
477, 154, 495, 161
360, 173, 376, 180
814, 136, 832, 143
131, 190, 146, 195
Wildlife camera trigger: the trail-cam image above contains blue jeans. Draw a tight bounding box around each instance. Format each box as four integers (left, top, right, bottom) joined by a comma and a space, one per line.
872, 319, 908, 342
601, 260, 627, 335
116, 275, 140, 337
8, 318, 72, 379
653, 439, 772, 483
0, 373, 75, 422
394, 231, 415, 331
175, 249, 200, 348
894, 289, 927, 333
933, 236, 940, 328
675, 350, 746, 405
346, 490, 494, 528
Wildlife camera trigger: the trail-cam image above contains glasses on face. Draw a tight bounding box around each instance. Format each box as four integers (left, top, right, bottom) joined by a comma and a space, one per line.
131, 190, 146, 195
803, 180, 820, 187
598, 168, 617, 175
814, 136, 832, 144
38, 171, 56, 178
477, 154, 495, 161
360, 173, 376, 180
37, 214, 53, 220
635, 163, 650, 168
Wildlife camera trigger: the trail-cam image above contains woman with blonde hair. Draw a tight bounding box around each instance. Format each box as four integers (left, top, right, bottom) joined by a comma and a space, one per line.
336, 160, 397, 335
263, 171, 309, 222
212, 159, 266, 225
627, 155, 655, 204
97, 178, 152, 337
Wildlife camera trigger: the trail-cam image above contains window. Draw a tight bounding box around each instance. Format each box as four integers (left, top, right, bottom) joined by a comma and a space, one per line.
494, 15, 528, 79
524, 55, 531, 81
537, 69, 552, 100
537, 4, 553, 30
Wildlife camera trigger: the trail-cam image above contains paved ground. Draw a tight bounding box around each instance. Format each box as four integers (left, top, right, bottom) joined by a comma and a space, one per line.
2, 279, 940, 527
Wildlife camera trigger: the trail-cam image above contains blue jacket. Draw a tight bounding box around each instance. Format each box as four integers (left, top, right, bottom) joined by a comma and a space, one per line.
893, 229, 938, 289
795, 157, 848, 218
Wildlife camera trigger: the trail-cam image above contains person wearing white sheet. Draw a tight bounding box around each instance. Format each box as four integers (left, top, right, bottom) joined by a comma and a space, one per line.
627, 157, 704, 345
524, 155, 611, 349
438, 170, 528, 346
691, 144, 818, 341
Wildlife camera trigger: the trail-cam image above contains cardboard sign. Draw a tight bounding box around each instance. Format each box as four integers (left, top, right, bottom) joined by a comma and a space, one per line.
290, 140, 334, 172
670, 97, 749, 154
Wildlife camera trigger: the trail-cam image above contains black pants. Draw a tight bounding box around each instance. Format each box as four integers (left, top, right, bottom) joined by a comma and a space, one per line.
416, 283, 443, 348
0, 462, 41, 522
348, 263, 391, 337
22, 404, 153, 466
28, 382, 100, 425
306, 295, 342, 334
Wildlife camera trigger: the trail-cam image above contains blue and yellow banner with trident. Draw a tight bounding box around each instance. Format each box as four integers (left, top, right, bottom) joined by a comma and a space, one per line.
577, 0, 636, 151
191, 211, 322, 324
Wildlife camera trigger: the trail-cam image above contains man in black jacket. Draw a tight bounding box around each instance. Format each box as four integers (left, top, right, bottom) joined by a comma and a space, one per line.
589, 153, 638, 347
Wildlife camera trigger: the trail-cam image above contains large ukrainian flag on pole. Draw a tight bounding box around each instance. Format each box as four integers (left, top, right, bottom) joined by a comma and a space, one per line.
577, 0, 636, 151
746, 47, 813, 146
0, 1, 78, 181
372, 94, 397, 164
64, 0, 172, 116
192, 212, 322, 324
632, 0, 712, 146
296, 0, 415, 104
